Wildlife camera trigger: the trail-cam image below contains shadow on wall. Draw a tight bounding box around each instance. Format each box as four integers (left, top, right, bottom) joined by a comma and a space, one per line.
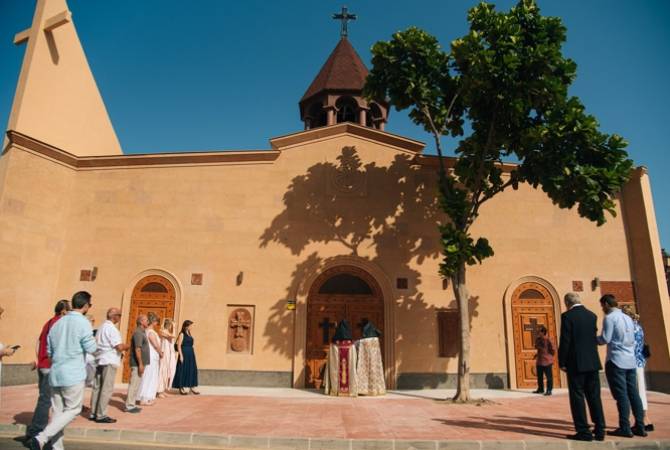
258, 146, 481, 385
395, 294, 482, 389
485, 373, 505, 389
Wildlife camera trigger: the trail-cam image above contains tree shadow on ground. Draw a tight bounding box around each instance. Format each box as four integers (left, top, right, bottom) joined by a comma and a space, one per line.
510, 415, 574, 426
258, 146, 480, 385
432, 416, 568, 439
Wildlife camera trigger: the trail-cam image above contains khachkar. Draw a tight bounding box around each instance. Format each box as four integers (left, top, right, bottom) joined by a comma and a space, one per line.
228, 308, 253, 354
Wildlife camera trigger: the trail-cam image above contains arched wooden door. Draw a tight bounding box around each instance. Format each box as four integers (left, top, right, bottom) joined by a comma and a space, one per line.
305, 266, 384, 389
122, 275, 176, 382
511, 282, 561, 388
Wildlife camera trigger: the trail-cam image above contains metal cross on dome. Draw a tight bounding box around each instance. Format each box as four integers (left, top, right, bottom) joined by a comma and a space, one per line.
333, 6, 357, 38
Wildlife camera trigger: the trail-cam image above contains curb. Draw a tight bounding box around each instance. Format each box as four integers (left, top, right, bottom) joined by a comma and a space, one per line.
1, 423, 668, 449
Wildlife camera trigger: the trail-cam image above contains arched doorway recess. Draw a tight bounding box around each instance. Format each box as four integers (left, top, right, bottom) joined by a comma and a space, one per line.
510, 281, 561, 388
122, 275, 176, 382
305, 265, 384, 388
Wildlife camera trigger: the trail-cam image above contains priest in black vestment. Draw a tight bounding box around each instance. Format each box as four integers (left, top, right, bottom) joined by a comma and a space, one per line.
356, 322, 386, 395
324, 320, 358, 396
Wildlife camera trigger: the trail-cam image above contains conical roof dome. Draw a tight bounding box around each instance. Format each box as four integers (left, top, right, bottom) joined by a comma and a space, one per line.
300, 38, 369, 103
298, 37, 387, 131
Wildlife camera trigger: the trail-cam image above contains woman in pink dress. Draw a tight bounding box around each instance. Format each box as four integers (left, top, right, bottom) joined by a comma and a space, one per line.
157, 318, 177, 397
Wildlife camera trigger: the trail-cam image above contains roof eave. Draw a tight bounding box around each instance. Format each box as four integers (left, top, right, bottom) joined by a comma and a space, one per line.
270, 122, 425, 153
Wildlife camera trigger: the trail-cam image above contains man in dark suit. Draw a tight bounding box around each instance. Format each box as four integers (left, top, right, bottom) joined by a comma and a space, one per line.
558, 292, 606, 441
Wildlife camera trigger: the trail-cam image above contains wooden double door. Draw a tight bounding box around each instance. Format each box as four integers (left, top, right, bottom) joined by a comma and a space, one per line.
511, 282, 561, 388
122, 275, 176, 382
305, 266, 384, 389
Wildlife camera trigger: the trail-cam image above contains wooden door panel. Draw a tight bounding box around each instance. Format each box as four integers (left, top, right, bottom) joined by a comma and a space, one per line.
511, 282, 561, 389
306, 303, 346, 352
522, 359, 538, 380
122, 276, 175, 382
347, 303, 384, 364
519, 312, 549, 351
515, 311, 550, 388
305, 268, 385, 389
305, 298, 384, 388
306, 302, 345, 389
348, 303, 384, 339
122, 300, 174, 382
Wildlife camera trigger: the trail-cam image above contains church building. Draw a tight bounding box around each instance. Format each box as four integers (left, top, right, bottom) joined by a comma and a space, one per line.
2, 0, 669, 392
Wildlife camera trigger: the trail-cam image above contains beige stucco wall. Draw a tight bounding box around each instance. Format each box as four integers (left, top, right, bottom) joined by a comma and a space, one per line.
621, 169, 670, 374
0, 149, 76, 353
0, 129, 665, 389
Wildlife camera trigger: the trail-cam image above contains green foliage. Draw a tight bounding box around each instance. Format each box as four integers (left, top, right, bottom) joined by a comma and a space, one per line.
439, 223, 494, 278
364, 0, 633, 277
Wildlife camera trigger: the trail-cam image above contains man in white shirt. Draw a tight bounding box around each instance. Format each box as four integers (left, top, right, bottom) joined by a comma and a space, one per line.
89, 308, 129, 423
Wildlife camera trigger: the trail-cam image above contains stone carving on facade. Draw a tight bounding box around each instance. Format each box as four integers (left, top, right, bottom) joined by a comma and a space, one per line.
228, 307, 253, 353
328, 146, 367, 197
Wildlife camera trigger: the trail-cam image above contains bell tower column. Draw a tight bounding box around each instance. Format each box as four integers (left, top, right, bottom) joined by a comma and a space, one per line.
327, 108, 336, 126
358, 109, 367, 126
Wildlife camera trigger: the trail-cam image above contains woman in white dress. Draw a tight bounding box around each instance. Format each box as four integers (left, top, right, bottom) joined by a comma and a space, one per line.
137, 312, 163, 406
157, 318, 177, 398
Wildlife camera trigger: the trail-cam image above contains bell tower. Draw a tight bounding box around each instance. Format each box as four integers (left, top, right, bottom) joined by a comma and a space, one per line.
299, 7, 388, 131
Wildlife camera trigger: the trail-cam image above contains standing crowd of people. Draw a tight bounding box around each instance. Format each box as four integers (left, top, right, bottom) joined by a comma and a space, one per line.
13, 291, 200, 450
0, 289, 659, 447
557, 292, 654, 442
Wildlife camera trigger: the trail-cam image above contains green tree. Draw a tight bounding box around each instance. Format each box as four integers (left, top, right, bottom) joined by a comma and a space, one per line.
364, 0, 632, 402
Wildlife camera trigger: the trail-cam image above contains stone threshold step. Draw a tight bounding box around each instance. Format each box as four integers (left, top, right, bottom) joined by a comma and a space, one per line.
0, 423, 667, 450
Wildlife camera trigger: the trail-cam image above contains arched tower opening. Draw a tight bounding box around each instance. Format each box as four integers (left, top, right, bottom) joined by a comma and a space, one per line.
335, 96, 358, 124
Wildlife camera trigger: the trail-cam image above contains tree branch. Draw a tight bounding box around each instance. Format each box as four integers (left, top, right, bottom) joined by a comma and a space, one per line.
465, 113, 497, 226
472, 168, 516, 218
420, 88, 461, 178
421, 106, 447, 165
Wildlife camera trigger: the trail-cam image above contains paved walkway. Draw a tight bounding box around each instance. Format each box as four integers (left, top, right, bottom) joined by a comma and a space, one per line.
1, 385, 668, 443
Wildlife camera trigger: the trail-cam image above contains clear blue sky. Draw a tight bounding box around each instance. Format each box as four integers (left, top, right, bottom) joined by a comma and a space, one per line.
1, 1, 669, 248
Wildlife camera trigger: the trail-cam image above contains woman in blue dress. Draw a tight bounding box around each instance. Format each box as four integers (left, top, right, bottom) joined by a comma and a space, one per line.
172, 320, 200, 395
623, 306, 653, 432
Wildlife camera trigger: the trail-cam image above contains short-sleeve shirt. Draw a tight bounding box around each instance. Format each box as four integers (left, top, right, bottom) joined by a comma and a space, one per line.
130, 328, 149, 367
96, 320, 123, 367
37, 315, 63, 369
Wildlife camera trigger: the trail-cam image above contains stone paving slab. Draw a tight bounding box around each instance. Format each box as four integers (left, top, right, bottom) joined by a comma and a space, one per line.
1, 384, 669, 448
1, 424, 669, 449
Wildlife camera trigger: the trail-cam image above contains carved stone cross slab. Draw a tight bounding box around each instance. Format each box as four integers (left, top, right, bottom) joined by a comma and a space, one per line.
228, 307, 252, 353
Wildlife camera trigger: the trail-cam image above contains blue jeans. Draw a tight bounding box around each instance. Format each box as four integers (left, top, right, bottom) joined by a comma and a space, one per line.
536, 364, 553, 392
26, 369, 52, 437
605, 360, 645, 432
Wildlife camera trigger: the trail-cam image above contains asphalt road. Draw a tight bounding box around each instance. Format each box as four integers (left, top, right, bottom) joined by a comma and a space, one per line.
0, 436, 227, 450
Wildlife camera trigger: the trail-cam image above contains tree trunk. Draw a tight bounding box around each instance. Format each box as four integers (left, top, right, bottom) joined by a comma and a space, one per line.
451, 263, 471, 402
